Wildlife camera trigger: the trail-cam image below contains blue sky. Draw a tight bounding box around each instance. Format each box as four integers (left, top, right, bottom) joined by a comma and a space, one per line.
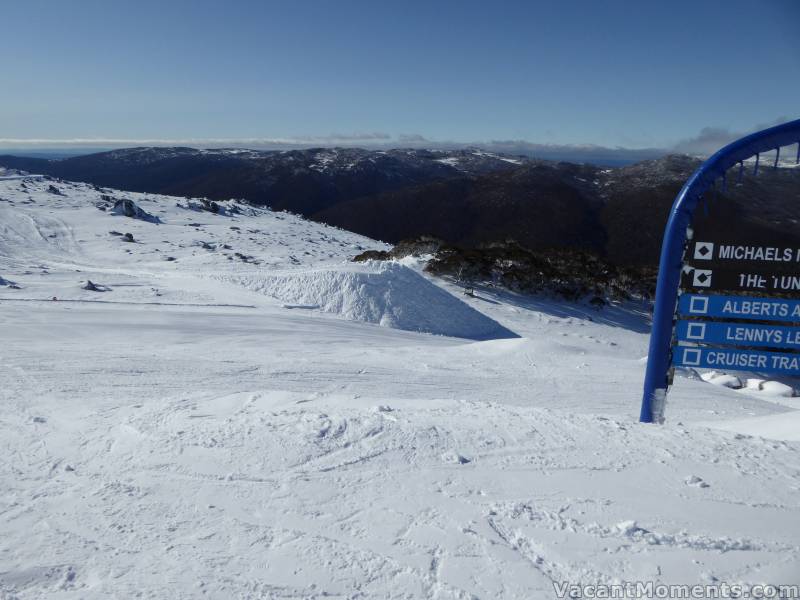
1, 0, 798, 150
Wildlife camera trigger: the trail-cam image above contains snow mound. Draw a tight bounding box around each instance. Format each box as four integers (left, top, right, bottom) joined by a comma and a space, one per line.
709, 410, 800, 441
744, 378, 795, 397
231, 262, 517, 340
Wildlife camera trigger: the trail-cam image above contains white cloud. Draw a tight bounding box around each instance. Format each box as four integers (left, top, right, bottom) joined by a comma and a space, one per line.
0, 133, 393, 148
672, 117, 794, 155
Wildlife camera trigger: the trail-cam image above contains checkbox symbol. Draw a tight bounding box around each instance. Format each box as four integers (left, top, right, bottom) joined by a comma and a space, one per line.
681, 348, 702, 367
686, 322, 706, 340
688, 296, 708, 314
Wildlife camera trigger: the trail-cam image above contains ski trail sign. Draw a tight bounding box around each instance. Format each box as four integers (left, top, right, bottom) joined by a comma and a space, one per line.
639, 119, 800, 423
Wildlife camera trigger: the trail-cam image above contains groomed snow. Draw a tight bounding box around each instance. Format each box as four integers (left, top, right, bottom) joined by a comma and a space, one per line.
1, 177, 799, 598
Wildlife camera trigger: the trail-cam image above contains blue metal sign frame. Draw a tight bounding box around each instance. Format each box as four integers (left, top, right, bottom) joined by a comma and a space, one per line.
640, 119, 800, 423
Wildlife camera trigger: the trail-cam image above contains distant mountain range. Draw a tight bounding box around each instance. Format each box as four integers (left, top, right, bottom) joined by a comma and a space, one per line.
0, 147, 527, 213
2, 147, 799, 266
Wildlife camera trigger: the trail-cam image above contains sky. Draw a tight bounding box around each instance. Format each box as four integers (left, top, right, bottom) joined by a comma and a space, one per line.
0, 0, 798, 152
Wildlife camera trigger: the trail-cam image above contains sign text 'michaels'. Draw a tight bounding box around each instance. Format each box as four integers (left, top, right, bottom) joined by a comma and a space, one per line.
692, 241, 800, 263
719, 245, 798, 262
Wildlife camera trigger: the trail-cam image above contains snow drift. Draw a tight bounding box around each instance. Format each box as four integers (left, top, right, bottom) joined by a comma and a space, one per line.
230, 261, 517, 340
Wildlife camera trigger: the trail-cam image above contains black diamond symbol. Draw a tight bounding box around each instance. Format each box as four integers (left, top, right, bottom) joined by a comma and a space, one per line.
697, 273, 709, 283
698, 245, 710, 256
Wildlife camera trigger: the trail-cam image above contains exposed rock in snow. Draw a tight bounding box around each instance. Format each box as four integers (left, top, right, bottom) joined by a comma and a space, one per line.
111, 198, 160, 223
81, 280, 109, 292
701, 371, 743, 389
441, 450, 472, 464
0, 274, 20, 288
685, 474, 710, 488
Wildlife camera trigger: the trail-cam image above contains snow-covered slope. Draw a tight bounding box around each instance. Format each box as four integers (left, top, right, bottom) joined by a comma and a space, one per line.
0, 177, 509, 338
1, 177, 799, 598
0, 167, 32, 180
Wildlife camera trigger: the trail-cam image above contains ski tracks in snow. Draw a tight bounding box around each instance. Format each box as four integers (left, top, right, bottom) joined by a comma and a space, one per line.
5, 386, 797, 598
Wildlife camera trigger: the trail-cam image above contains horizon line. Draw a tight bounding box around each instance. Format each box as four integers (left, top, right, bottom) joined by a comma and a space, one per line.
0, 137, 665, 152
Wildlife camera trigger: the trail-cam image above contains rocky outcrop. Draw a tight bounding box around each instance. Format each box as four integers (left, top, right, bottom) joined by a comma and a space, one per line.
111, 199, 160, 223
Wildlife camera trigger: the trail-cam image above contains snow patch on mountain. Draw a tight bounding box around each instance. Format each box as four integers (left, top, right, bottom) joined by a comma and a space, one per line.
0, 166, 35, 180
472, 149, 523, 165
435, 157, 461, 168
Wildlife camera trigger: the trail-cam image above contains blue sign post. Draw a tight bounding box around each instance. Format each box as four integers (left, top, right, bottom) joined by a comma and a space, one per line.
639, 119, 800, 423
